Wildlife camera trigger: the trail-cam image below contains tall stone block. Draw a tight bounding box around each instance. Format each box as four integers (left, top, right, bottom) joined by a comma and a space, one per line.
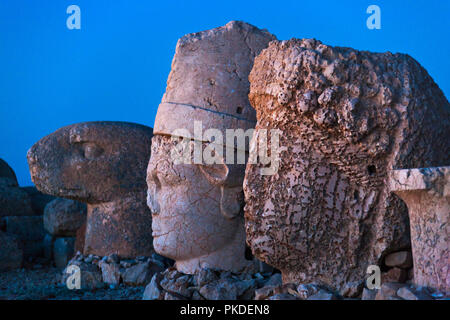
389, 167, 449, 293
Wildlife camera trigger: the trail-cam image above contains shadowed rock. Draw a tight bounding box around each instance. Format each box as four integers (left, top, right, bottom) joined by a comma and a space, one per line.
244, 39, 450, 293
21, 186, 56, 215
0, 159, 35, 217
43, 198, 87, 236
0, 158, 17, 185
27, 121, 154, 258
0, 179, 34, 217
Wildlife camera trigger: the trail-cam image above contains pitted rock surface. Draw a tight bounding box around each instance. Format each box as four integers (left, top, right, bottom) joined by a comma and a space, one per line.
27, 121, 154, 258
244, 39, 450, 293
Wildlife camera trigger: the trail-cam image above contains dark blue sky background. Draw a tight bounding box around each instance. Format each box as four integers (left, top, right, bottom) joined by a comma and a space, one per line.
0, 0, 449, 186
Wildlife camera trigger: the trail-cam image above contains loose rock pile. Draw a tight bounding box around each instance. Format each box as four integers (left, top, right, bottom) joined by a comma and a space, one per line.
382, 250, 413, 283
143, 268, 280, 300
362, 283, 446, 300
61, 252, 174, 290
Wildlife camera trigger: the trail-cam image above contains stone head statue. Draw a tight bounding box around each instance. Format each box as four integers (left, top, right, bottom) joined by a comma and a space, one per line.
146, 21, 276, 274
244, 39, 450, 293
28, 121, 154, 258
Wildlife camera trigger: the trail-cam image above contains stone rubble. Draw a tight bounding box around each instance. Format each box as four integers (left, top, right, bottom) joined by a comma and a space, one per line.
143, 267, 278, 300
61, 252, 173, 290
368, 282, 444, 300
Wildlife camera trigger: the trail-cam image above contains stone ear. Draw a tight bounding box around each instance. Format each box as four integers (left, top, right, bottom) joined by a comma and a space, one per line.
198, 163, 229, 185
220, 186, 244, 219
198, 163, 243, 219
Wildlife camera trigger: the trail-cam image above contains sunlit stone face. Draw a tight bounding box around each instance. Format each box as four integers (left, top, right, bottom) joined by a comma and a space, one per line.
146, 135, 249, 274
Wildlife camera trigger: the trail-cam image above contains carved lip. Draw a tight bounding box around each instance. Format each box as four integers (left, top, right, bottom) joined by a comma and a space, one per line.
152, 231, 170, 238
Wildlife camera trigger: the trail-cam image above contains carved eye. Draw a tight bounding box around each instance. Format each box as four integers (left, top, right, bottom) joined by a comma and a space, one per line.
83, 143, 103, 160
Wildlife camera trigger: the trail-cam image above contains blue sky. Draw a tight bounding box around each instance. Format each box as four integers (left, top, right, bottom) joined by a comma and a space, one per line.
0, 0, 449, 186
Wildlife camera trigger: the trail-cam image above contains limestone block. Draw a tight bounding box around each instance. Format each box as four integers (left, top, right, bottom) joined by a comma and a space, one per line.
389, 166, 449, 293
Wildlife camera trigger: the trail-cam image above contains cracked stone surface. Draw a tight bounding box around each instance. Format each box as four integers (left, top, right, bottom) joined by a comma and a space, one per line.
60, 252, 172, 289
147, 21, 275, 274
27, 121, 154, 258
244, 38, 450, 293
389, 166, 450, 293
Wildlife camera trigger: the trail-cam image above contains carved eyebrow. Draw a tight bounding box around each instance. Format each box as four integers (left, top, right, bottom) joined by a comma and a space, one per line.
68, 127, 96, 144
69, 134, 93, 144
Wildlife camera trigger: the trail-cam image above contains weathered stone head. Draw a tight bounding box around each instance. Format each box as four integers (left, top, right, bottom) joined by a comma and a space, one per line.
244, 39, 450, 293
146, 21, 276, 274
27, 121, 154, 258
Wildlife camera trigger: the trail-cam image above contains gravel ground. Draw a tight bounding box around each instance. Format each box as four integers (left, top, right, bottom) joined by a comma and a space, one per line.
0, 265, 145, 300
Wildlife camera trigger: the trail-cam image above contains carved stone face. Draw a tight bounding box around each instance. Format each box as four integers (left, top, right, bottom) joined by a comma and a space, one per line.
147, 135, 248, 273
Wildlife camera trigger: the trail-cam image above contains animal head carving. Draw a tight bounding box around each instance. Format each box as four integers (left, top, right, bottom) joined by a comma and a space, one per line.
28, 121, 153, 204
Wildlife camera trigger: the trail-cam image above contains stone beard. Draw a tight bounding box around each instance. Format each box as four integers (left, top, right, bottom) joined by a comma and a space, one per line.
147, 135, 252, 274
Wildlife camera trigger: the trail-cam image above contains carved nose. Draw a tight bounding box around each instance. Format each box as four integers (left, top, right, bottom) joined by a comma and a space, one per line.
27, 149, 38, 166
147, 186, 160, 215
